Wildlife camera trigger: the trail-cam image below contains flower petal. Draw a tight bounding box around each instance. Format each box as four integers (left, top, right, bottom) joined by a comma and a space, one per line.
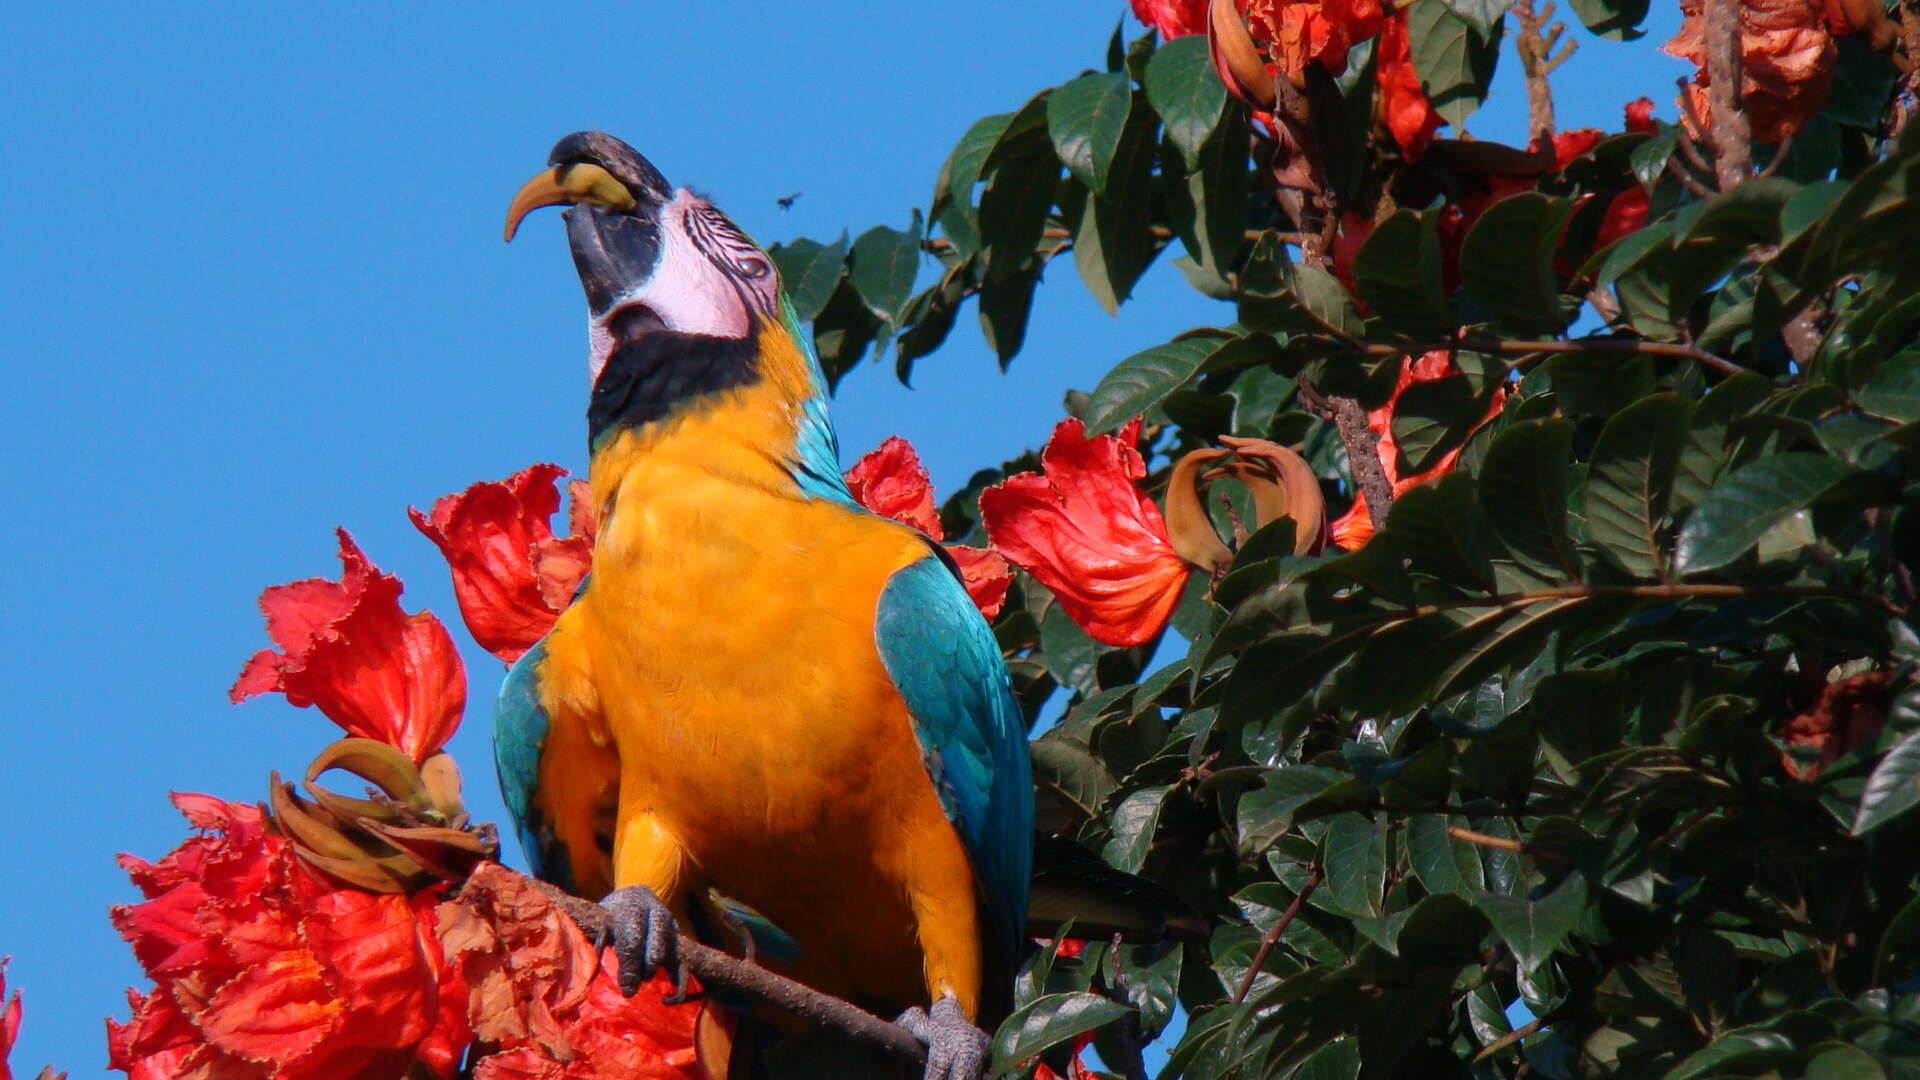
845, 436, 943, 539
981, 419, 1189, 646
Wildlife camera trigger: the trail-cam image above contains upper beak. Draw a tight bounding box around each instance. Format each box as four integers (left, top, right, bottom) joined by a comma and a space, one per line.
504, 132, 674, 316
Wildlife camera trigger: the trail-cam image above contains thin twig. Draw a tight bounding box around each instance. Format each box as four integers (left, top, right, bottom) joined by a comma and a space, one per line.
1473, 1016, 1547, 1062
1233, 867, 1323, 1004
1666, 153, 1720, 198
1447, 824, 1570, 864
530, 879, 929, 1067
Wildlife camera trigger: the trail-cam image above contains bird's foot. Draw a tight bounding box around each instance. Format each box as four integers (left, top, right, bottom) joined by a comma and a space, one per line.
596, 885, 690, 1001
895, 995, 989, 1080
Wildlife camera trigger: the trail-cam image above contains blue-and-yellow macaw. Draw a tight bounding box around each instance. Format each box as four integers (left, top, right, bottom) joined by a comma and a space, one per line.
497, 131, 1032, 1078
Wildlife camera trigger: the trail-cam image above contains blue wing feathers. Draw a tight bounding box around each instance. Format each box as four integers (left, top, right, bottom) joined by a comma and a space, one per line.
874, 554, 1034, 978
495, 640, 572, 890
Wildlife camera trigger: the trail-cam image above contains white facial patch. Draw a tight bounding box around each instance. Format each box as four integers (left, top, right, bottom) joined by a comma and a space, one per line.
586, 189, 779, 385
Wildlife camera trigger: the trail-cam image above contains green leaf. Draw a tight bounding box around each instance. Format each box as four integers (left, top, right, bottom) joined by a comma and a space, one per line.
1672, 370, 1773, 512
1083, 336, 1221, 435
1067, 101, 1161, 313
978, 149, 1062, 284
1673, 453, 1852, 573
1287, 260, 1365, 339
1566, 0, 1647, 37
1407, 0, 1502, 130
769, 233, 848, 324
1462, 194, 1579, 335
1321, 814, 1386, 918
1144, 35, 1227, 169
978, 269, 1039, 369
1407, 815, 1487, 896
1806, 1045, 1889, 1080
1667, 1031, 1799, 1080
1167, 107, 1249, 284
1237, 767, 1351, 852
849, 212, 923, 323
989, 992, 1131, 1076
1354, 210, 1453, 339
1474, 874, 1588, 973
1479, 419, 1580, 577
1102, 785, 1173, 873
1585, 393, 1693, 579
1854, 722, 1920, 836
1856, 361, 1920, 423
1039, 601, 1102, 695
932, 113, 1014, 256
1048, 72, 1135, 193
1382, 472, 1498, 592
1388, 361, 1495, 474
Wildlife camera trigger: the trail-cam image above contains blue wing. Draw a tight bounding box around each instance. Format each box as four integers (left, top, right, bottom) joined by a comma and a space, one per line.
495, 638, 573, 891
874, 552, 1033, 990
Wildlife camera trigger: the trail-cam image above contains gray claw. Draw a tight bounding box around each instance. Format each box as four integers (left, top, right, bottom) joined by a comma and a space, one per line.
895, 994, 989, 1080
597, 884, 683, 998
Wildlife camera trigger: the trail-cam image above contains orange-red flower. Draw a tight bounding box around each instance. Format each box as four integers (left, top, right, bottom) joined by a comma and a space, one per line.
1665, 0, 1842, 143
108, 794, 470, 1080
443, 863, 706, 1080
231, 530, 466, 763
1375, 12, 1443, 160
412, 464, 595, 664
1131, 0, 1210, 37
1625, 96, 1658, 134
845, 436, 1016, 619
1330, 352, 1509, 550
980, 419, 1189, 647
1247, 0, 1386, 78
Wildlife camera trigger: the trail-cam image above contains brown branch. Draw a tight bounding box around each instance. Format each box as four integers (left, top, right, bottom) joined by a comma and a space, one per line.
530, 879, 929, 1068
1345, 336, 1750, 377
1396, 582, 1889, 618
1297, 378, 1396, 523
1512, 0, 1573, 144
1233, 867, 1323, 1004
1704, 0, 1754, 188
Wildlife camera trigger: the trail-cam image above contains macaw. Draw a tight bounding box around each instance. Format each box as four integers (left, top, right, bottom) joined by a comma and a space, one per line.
496, 131, 1032, 1079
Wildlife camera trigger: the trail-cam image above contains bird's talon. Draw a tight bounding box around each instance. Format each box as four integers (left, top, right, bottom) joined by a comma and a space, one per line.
596, 884, 682, 998
895, 995, 989, 1080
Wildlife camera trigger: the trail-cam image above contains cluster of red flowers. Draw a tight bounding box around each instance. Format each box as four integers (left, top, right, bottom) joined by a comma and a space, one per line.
1131, 0, 1441, 159
109, 520, 707, 1079
1664, 0, 1877, 144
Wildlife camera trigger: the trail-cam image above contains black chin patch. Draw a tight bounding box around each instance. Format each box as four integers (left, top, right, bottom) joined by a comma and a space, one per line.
588, 330, 760, 448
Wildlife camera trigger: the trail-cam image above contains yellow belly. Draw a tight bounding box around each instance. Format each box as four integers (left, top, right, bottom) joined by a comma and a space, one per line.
546, 408, 984, 1016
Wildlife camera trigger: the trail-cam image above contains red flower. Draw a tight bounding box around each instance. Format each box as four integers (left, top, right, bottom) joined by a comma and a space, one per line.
1330, 353, 1509, 550
1625, 96, 1658, 134
1375, 12, 1444, 161
442, 864, 706, 1080
845, 436, 1016, 619
1247, 0, 1386, 78
412, 464, 596, 664
1781, 671, 1894, 780
1131, 0, 1209, 38
107, 794, 470, 1080
980, 419, 1189, 647
231, 530, 465, 762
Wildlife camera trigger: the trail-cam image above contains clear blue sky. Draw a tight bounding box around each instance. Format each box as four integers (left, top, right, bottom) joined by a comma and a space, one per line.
0, 2, 1682, 1073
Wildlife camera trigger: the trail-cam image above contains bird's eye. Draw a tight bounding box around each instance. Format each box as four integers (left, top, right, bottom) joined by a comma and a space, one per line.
735, 257, 771, 279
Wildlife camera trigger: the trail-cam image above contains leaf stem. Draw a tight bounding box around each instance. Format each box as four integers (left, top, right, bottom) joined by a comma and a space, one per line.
1232, 866, 1323, 1004
1472, 1015, 1547, 1062
1446, 824, 1570, 863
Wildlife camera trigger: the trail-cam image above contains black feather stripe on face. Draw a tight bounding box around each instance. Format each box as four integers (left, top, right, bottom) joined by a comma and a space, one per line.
684, 205, 778, 319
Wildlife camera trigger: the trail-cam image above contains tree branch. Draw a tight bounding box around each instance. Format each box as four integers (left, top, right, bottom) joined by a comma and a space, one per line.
1512, 0, 1573, 144
1704, 0, 1753, 188
1446, 824, 1570, 863
529, 879, 930, 1068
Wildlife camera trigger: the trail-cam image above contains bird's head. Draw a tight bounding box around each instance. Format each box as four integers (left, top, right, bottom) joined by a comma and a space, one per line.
504, 131, 782, 388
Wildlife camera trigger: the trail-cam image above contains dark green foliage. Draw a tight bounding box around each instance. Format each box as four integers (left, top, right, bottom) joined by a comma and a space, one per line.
758, 19, 1920, 1080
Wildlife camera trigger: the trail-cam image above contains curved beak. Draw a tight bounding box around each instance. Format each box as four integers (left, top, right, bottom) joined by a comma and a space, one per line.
504, 132, 676, 317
